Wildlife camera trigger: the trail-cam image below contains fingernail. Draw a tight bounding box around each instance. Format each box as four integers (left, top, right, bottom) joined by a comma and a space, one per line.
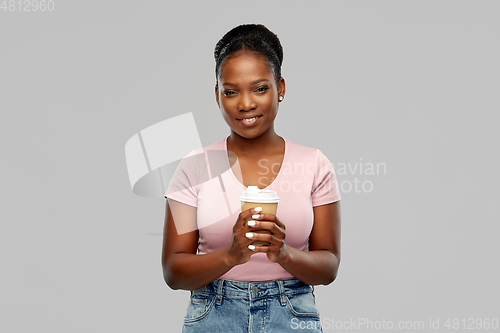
247, 220, 256, 226
245, 232, 253, 238
252, 214, 260, 219
254, 207, 262, 212
248, 245, 255, 250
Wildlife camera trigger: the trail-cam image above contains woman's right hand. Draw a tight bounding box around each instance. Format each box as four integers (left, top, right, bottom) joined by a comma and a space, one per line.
223, 207, 262, 266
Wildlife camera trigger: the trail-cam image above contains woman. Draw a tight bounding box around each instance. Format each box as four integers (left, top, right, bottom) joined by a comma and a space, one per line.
162, 24, 341, 332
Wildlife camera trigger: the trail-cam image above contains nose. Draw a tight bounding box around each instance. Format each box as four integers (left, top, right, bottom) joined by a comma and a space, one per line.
237, 92, 257, 112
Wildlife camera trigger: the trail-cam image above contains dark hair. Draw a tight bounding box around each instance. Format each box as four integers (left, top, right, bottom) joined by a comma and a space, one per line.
214, 24, 283, 85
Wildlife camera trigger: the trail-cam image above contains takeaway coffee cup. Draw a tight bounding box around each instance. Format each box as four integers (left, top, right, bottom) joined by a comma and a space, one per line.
240, 186, 279, 246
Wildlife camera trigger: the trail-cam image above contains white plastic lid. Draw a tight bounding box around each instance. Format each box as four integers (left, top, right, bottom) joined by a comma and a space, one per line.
240, 186, 279, 203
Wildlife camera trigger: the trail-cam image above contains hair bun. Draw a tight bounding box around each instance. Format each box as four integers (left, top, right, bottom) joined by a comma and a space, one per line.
214, 24, 283, 84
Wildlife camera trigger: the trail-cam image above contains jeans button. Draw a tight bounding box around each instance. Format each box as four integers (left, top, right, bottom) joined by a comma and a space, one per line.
252, 286, 259, 293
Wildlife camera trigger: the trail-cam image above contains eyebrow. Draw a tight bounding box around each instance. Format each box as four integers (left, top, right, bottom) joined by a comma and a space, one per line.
222, 79, 270, 87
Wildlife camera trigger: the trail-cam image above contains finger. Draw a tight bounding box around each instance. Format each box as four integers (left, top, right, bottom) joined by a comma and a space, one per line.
245, 231, 272, 242
246, 209, 265, 227
250, 213, 285, 230
249, 212, 272, 221
246, 206, 263, 215
272, 215, 285, 230
242, 207, 264, 221
237, 207, 264, 229
247, 221, 285, 239
245, 232, 286, 249
247, 244, 271, 252
265, 235, 286, 249
236, 235, 261, 254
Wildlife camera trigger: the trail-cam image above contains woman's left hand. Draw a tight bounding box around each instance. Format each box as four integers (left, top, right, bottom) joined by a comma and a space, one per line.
246, 213, 290, 263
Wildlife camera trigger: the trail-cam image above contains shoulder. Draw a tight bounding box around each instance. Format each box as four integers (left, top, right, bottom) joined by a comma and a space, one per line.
203, 138, 226, 152
174, 137, 228, 179
180, 137, 226, 159
166, 138, 226, 197
283, 137, 327, 163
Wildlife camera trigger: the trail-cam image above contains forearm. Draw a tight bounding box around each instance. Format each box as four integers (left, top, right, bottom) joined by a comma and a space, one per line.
163, 247, 233, 291
279, 246, 340, 285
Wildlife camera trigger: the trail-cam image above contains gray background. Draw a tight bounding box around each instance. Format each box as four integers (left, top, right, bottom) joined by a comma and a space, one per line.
1, 1, 499, 332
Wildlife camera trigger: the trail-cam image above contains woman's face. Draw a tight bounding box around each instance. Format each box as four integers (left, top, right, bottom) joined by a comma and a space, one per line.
215, 50, 285, 140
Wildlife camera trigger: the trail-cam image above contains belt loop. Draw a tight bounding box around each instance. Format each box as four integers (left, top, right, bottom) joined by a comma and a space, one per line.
216, 279, 224, 305
277, 280, 286, 306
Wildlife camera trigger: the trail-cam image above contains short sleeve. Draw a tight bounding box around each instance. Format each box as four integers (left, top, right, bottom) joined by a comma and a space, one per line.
311, 149, 341, 207
164, 150, 202, 207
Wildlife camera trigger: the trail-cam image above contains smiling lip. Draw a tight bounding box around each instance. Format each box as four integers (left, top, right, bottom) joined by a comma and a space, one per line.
236, 115, 262, 120
237, 115, 262, 126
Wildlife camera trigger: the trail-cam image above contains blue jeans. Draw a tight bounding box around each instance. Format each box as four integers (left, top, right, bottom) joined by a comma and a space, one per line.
182, 278, 323, 333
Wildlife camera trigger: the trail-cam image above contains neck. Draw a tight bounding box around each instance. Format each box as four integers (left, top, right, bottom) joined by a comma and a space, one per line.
227, 127, 282, 156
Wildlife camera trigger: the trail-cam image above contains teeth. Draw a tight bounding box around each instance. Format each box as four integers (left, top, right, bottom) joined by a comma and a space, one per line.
241, 116, 259, 122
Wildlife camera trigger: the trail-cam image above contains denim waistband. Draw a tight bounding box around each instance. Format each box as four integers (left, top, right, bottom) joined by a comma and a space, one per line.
192, 278, 313, 304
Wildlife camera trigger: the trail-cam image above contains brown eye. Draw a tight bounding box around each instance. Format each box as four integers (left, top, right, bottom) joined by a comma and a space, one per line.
256, 86, 269, 93
223, 90, 236, 96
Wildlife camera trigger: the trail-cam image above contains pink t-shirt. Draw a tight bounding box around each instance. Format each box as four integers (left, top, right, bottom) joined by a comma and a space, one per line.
164, 136, 341, 282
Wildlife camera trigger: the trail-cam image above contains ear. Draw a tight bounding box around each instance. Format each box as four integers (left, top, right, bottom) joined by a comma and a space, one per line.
278, 77, 286, 101
215, 84, 220, 108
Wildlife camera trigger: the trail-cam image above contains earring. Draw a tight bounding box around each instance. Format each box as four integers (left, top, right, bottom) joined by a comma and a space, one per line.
279, 96, 283, 101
